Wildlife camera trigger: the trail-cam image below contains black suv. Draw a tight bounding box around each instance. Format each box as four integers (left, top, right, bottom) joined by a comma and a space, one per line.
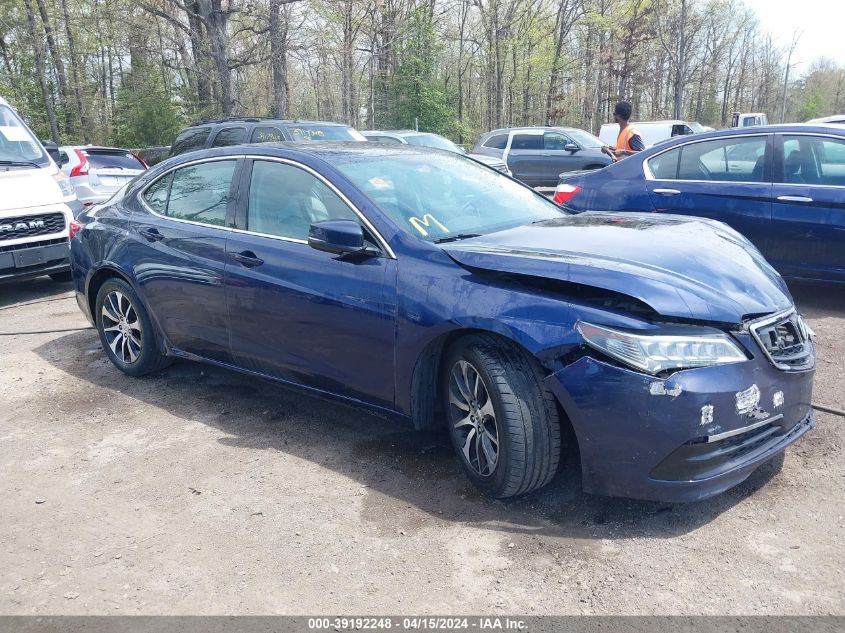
169, 118, 366, 157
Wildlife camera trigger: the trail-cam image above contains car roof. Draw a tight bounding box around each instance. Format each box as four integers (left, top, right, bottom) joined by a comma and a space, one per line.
634, 123, 845, 155
0, 96, 9, 107
186, 118, 351, 128
59, 145, 132, 152
484, 125, 586, 135
160, 141, 440, 163
363, 130, 439, 137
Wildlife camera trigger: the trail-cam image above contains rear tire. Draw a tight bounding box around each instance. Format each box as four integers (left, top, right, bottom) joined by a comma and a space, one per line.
95, 278, 171, 376
49, 271, 73, 282
442, 334, 561, 498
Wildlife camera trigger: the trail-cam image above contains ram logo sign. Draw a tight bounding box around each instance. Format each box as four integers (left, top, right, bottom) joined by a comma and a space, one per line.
0, 219, 45, 234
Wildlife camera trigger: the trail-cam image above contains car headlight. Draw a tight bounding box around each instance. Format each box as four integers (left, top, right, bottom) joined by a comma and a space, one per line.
577, 321, 747, 374
53, 171, 75, 198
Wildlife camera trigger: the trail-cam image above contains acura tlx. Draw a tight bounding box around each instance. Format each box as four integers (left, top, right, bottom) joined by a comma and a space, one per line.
69, 143, 814, 501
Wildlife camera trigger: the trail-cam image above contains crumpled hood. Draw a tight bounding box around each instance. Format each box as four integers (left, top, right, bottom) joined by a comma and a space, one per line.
0, 164, 64, 213
442, 213, 793, 324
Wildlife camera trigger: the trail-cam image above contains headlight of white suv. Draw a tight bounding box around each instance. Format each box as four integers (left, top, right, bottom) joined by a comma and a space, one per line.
577, 321, 748, 375
53, 171, 75, 198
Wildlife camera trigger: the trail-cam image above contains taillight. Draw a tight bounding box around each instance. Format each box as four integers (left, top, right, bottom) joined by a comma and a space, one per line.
70, 149, 89, 177
553, 183, 581, 206
131, 151, 148, 169
69, 220, 83, 240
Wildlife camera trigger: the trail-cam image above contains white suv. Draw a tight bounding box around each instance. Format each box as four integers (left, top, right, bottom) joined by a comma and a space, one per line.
0, 96, 80, 283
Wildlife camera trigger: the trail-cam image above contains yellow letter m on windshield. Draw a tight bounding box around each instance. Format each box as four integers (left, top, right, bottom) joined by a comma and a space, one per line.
409, 214, 449, 237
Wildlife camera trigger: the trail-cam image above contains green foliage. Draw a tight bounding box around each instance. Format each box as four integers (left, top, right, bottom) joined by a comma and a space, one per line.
388, 6, 467, 140
112, 65, 183, 148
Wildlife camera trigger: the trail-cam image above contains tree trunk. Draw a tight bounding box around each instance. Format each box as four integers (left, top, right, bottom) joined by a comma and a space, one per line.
269, 0, 288, 118
35, 0, 73, 136
24, 0, 60, 142
59, 0, 89, 142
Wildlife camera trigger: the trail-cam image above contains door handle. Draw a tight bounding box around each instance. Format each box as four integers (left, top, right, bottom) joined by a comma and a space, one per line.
138, 228, 164, 242
231, 250, 264, 268
652, 188, 681, 195
777, 195, 814, 203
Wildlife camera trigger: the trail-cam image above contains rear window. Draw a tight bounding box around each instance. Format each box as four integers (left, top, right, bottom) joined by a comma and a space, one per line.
288, 125, 365, 141
482, 134, 508, 149
85, 150, 146, 170
170, 127, 211, 155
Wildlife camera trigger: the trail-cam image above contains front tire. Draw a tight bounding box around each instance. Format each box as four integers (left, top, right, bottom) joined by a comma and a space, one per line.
442, 334, 561, 498
95, 278, 171, 376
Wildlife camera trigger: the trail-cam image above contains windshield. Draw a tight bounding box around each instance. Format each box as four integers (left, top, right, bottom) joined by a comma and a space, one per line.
0, 105, 48, 166
403, 133, 463, 153
688, 122, 705, 133
289, 125, 366, 142
335, 152, 566, 242
566, 129, 604, 149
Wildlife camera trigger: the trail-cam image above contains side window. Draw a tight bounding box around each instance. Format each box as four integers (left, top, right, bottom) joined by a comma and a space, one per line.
510, 134, 542, 150
166, 160, 236, 226
543, 132, 573, 150
780, 136, 845, 186
247, 160, 358, 241
170, 127, 211, 155
250, 126, 285, 143
647, 148, 681, 179
483, 134, 508, 149
142, 172, 172, 213
677, 137, 766, 182
211, 127, 246, 147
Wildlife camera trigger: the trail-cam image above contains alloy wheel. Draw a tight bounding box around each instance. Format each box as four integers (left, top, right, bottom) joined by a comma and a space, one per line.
448, 359, 499, 476
101, 291, 142, 364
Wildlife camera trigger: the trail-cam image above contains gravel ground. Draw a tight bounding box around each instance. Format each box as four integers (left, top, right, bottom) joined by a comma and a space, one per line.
1, 277, 843, 615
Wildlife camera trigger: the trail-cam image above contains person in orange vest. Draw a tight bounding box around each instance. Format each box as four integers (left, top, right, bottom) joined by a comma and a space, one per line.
602, 101, 645, 159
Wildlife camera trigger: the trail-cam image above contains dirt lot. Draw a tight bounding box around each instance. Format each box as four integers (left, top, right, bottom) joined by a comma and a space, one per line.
1, 277, 843, 615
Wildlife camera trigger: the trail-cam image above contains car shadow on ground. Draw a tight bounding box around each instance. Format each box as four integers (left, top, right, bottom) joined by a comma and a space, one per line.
0, 276, 74, 309
36, 326, 794, 543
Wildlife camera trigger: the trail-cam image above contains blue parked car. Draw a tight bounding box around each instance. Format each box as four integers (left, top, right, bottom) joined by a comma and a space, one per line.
554, 124, 845, 283
70, 143, 815, 501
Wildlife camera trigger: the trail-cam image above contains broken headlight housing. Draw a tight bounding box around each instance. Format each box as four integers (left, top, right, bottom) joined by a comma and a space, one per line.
577, 321, 747, 375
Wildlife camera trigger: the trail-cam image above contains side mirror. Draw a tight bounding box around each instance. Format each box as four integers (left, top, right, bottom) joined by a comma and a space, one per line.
41, 140, 62, 165
564, 143, 579, 152
308, 219, 375, 256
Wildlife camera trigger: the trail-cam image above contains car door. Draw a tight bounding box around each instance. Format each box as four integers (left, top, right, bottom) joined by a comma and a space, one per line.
503, 130, 544, 185
541, 131, 585, 180
768, 133, 845, 282
131, 157, 240, 362
223, 157, 398, 408
643, 134, 773, 251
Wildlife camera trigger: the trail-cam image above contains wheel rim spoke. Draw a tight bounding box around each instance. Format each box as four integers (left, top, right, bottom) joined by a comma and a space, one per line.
102, 290, 142, 365
453, 412, 474, 429
448, 357, 499, 477
461, 427, 476, 464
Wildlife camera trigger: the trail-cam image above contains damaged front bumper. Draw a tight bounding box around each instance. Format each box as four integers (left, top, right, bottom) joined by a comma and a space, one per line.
544, 334, 816, 502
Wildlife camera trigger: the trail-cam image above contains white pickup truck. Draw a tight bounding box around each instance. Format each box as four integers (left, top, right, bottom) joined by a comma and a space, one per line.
0, 95, 81, 283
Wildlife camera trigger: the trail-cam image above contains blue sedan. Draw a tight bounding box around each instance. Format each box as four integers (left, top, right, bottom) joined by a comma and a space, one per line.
555, 124, 845, 283
70, 143, 815, 501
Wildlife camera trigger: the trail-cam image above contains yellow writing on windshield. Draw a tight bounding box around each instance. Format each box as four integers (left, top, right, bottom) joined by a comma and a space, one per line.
409, 214, 449, 237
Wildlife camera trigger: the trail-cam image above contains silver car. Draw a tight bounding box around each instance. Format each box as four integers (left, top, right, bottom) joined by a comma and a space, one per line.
59, 146, 147, 207
362, 130, 512, 176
